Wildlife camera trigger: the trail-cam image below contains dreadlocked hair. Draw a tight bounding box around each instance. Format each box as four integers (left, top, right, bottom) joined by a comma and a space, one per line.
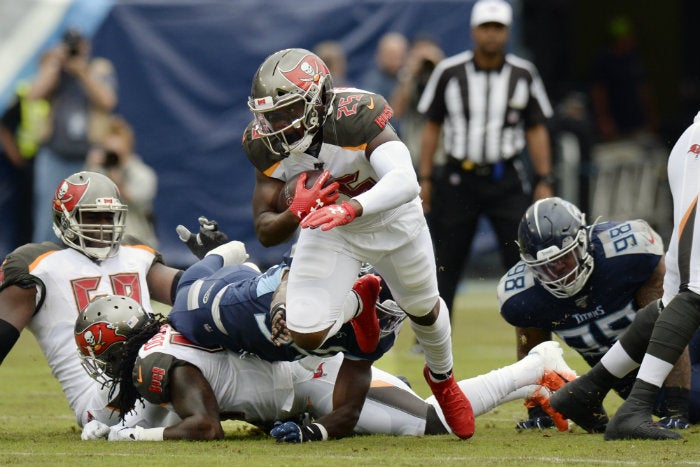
109, 313, 168, 421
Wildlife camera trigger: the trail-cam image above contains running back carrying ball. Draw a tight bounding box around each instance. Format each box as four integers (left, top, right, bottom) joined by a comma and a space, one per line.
278, 170, 339, 217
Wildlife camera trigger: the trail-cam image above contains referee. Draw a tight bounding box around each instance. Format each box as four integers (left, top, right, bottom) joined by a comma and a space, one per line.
417, 0, 554, 317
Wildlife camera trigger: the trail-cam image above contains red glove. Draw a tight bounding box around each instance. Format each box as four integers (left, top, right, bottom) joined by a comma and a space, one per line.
288, 170, 340, 221
301, 201, 357, 231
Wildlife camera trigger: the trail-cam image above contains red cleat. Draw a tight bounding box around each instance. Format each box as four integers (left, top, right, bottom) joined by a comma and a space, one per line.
350, 274, 381, 353
424, 365, 475, 439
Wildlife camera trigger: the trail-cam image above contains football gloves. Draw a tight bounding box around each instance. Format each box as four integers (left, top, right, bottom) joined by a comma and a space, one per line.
657, 416, 691, 430
515, 404, 555, 431
288, 170, 339, 221
176, 216, 229, 259
269, 421, 327, 443
81, 420, 165, 441
205, 240, 250, 267
301, 201, 357, 231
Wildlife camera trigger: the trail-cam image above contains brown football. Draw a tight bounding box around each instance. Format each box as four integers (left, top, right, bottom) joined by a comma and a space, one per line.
277, 170, 335, 212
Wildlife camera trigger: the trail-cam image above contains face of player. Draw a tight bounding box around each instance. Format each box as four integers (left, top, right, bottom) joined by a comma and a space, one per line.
261, 99, 307, 145
78, 210, 117, 246
533, 249, 579, 284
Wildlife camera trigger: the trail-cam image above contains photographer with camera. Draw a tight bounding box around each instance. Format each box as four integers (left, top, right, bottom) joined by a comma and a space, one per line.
28, 27, 118, 243
85, 115, 158, 248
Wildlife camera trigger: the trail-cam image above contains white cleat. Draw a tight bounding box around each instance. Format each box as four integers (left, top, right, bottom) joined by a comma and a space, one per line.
528, 341, 577, 387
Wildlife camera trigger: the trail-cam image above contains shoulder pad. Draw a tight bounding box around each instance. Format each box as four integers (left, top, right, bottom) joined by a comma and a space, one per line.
0, 242, 60, 289
323, 89, 393, 147
497, 261, 535, 306
132, 352, 186, 405
595, 219, 664, 259
242, 120, 284, 174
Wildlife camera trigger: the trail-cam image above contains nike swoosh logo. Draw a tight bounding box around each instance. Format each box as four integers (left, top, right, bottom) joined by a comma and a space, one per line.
367, 97, 374, 110
647, 228, 655, 244
136, 365, 143, 384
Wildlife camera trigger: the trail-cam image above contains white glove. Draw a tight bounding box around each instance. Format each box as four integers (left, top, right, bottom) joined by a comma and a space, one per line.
81, 420, 112, 440
205, 240, 249, 267
107, 425, 165, 441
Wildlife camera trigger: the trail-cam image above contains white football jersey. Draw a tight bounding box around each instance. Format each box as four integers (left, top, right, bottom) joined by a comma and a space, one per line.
2, 242, 157, 424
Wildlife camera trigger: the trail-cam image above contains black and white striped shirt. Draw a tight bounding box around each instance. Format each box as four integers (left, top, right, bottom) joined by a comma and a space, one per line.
417, 51, 552, 164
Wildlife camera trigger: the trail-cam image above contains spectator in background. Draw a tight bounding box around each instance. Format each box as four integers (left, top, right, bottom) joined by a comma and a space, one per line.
0, 81, 48, 256
85, 115, 158, 248
29, 27, 117, 243
417, 0, 554, 319
313, 41, 351, 88
390, 35, 445, 169
590, 16, 658, 143
360, 32, 408, 102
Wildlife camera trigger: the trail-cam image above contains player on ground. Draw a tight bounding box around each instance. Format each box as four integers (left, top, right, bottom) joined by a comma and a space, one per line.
77, 295, 576, 441
242, 47, 474, 439
499, 197, 691, 432
0, 171, 222, 427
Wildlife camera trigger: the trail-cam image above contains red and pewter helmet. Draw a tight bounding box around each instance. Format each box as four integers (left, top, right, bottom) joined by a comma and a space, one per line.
52, 171, 127, 262
75, 295, 153, 386
248, 48, 334, 157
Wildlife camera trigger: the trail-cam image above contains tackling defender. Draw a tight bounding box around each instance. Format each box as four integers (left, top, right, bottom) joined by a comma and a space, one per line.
77, 295, 576, 442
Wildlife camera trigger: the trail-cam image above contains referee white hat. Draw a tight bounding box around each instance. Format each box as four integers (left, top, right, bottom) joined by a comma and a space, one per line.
470, 0, 512, 28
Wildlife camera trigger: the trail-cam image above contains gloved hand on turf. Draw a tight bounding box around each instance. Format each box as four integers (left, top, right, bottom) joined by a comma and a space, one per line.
81, 420, 112, 440
176, 216, 229, 259
657, 416, 691, 429
205, 240, 249, 267
300, 201, 357, 231
515, 404, 555, 430
288, 170, 339, 221
269, 421, 327, 443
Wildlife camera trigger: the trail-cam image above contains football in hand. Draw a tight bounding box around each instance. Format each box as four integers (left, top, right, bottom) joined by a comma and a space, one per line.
277, 170, 336, 212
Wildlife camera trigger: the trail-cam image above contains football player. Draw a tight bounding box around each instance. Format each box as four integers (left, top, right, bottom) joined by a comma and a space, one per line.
77, 295, 576, 442
498, 197, 691, 432
0, 171, 225, 427
242, 48, 473, 439
552, 112, 700, 440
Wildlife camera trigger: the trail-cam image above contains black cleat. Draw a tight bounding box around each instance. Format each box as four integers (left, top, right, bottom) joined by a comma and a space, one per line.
550, 374, 609, 433
604, 398, 683, 440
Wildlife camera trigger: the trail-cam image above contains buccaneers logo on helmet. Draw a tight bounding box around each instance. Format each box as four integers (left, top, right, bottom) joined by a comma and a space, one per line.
280, 54, 330, 92
53, 179, 89, 214
76, 321, 127, 356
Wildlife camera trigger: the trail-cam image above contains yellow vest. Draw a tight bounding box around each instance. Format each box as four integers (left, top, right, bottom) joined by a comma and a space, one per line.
15, 82, 50, 159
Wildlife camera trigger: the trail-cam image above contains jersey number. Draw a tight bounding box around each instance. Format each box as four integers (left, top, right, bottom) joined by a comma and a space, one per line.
71, 273, 142, 311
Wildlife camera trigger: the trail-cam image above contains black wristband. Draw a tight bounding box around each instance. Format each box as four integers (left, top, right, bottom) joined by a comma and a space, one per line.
0, 319, 20, 365
301, 423, 328, 441
534, 173, 556, 185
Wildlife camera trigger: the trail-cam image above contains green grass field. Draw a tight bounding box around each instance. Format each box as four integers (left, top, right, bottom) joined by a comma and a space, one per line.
1, 280, 699, 466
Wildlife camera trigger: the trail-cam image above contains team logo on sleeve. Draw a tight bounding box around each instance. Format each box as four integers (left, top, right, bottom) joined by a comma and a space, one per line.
281, 55, 329, 91
53, 179, 89, 213
76, 321, 127, 356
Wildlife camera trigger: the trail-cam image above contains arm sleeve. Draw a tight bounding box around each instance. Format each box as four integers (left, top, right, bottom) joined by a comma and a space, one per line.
352, 140, 420, 216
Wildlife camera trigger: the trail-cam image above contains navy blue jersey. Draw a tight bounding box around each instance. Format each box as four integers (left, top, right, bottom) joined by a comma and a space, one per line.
498, 219, 663, 365
168, 256, 396, 362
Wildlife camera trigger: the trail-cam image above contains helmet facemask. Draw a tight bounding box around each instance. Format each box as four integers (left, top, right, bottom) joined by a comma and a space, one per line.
248, 48, 333, 157
249, 75, 328, 156
52, 172, 127, 262
521, 228, 594, 298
